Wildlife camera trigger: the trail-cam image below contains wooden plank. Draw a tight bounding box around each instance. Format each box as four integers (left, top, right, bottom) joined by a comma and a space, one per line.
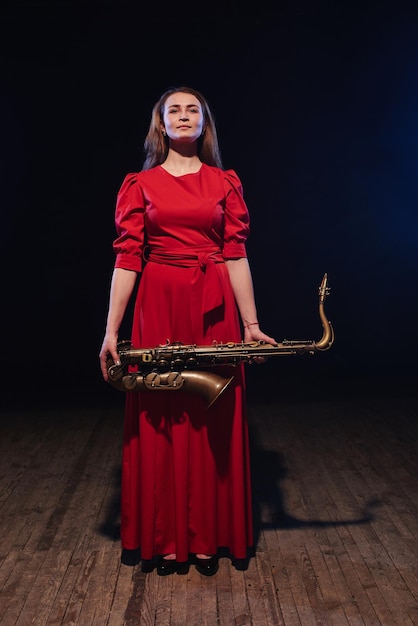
106, 563, 136, 626
0, 407, 123, 626
121, 567, 148, 626
228, 564, 252, 626
318, 399, 418, 625
185, 565, 217, 626
0, 550, 48, 626
304, 539, 350, 625
0, 409, 103, 558
165, 570, 188, 626
76, 546, 123, 626
215, 556, 236, 626
244, 548, 285, 626
281, 408, 388, 625
150, 572, 172, 625
253, 402, 371, 625
280, 398, 418, 626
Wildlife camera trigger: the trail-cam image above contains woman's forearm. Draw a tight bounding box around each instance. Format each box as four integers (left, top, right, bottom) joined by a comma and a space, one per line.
225, 258, 259, 326
99, 267, 138, 379
225, 258, 277, 346
105, 267, 138, 335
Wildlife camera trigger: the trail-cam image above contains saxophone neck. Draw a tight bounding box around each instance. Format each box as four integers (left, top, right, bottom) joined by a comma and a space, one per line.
314, 273, 334, 351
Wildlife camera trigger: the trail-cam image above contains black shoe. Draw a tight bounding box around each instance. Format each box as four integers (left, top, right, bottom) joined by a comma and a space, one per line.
157, 557, 178, 576
194, 556, 219, 576
157, 557, 189, 576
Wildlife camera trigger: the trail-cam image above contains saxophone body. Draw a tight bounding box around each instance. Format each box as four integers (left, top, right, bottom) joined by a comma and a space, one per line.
107, 273, 334, 407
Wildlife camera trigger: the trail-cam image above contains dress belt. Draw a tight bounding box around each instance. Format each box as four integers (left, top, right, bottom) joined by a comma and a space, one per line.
146, 247, 225, 314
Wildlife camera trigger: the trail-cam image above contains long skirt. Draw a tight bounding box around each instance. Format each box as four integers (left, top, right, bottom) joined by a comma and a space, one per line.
119, 260, 254, 562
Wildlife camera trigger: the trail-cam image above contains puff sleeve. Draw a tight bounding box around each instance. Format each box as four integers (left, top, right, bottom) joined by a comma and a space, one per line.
113, 173, 145, 273
222, 169, 250, 259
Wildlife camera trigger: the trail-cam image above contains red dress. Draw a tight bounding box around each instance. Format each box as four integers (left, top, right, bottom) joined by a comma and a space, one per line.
113, 163, 253, 563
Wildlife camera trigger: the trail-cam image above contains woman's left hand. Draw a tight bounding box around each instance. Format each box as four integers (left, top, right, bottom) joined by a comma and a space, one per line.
243, 325, 277, 364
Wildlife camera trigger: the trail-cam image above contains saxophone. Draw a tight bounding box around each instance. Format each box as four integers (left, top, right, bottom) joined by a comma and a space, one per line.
106, 273, 334, 407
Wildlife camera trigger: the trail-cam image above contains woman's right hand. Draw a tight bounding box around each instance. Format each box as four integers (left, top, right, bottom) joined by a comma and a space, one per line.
99, 333, 120, 381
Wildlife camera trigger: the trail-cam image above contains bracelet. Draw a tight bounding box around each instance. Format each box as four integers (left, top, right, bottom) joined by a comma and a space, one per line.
244, 321, 259, 329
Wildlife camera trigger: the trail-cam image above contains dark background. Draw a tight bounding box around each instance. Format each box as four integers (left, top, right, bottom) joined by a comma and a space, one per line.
1, 1, 417, 409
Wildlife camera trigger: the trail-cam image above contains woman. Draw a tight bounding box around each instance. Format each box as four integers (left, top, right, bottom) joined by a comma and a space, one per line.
99, 86, 276, 576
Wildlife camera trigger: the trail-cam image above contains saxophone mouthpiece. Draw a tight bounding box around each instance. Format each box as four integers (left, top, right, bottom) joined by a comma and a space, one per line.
319, 273, 330, 304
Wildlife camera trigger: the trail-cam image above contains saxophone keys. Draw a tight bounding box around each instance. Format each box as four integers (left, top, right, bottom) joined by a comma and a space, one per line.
144, 372, 161, 387
143, 371, 186, 390
166, 372, 184, 388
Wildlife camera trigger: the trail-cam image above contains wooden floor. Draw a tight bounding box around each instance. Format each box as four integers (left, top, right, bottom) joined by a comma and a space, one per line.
1, 378, 418, 625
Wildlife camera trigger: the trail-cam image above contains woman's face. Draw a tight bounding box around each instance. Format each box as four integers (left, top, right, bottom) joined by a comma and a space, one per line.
161, 92, 205, 144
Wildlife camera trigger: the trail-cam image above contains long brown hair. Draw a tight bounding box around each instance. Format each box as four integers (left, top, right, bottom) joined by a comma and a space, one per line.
142, 86, 224, 171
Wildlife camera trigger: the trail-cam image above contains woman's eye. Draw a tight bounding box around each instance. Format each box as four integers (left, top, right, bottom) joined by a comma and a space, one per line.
167, 107, 200, 114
